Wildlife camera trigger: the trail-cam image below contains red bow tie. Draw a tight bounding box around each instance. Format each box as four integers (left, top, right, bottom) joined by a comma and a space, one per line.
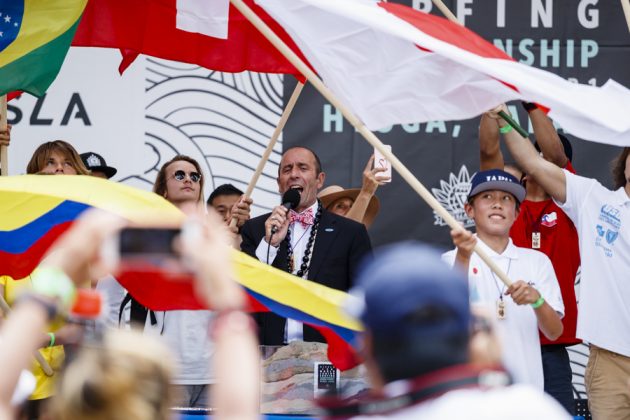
289, 209, 314, 228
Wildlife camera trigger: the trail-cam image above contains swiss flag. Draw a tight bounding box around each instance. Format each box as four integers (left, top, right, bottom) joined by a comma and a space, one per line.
72, 0, 307, 78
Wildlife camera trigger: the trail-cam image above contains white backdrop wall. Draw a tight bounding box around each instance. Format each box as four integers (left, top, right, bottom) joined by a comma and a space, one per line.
7, 48, 283, 216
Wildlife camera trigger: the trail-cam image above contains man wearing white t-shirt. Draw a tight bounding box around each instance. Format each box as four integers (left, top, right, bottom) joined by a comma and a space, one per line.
491, 104, 630, 419
443, 169, 564, 389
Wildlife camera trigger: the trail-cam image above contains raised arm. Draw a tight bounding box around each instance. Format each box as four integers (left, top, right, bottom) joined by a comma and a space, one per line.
345, 155, 389, 226
182, 212, 258, 420
488, 105, 567, 204
524, 102, 568, 168
0, 211, 123, 418
479, 113, 505, 170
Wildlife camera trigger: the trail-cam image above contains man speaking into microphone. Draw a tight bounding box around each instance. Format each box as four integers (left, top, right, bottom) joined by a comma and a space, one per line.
241, 146, 372, 346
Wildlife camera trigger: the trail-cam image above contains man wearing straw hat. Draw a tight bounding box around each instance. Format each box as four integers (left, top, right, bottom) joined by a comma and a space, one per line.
443, 168, 564, 390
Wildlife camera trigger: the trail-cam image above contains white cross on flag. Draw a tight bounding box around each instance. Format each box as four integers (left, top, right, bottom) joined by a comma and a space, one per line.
176, 0, 229, 39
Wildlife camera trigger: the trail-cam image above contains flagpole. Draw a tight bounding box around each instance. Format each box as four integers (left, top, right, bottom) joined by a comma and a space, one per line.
431, 0, 462, 24
229, 0, 513, 287
229, 81, 305, 228
0, 95, 8, 176
0, 295, 55, 376
622, 0, 630, 33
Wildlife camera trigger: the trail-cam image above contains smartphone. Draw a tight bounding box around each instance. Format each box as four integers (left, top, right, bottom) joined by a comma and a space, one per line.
374, 145, 392, 182
114, 227, 188, 273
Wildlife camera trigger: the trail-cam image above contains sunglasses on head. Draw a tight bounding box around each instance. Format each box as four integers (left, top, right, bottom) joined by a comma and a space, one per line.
172, 170, 201, 183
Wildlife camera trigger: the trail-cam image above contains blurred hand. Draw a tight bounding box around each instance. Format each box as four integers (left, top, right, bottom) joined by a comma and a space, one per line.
181, 210, 246, 311
40, 210, 126, 285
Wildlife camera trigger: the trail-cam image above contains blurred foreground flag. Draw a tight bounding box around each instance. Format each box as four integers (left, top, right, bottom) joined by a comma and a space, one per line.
257, 0, 630, 146
0, 0, 87, 96
116, 250, 363, 370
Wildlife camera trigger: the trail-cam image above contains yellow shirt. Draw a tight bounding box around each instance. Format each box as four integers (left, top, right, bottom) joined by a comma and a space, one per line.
0, 275, 65, 400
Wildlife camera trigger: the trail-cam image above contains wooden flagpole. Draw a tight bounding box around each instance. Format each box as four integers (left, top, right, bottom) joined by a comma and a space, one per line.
622, 0, 630, 33
0, 95, 8, 176
229, 0, 513, 287
0, 95, 52, 373
0, 296, 55, 376
432, 0, 462, 25
229, 81, 305, 228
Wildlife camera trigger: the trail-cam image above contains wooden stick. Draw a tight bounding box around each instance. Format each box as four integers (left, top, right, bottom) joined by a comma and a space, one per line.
622, 0, 630, 33
432, 0, 462, 25
0, 95, 8, 176
229, 81, 305, 228
0, 295, 55, 376
229, 0, 512, 287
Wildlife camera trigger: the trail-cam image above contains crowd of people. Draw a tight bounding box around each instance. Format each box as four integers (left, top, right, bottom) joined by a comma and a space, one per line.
0, 101, 628, 420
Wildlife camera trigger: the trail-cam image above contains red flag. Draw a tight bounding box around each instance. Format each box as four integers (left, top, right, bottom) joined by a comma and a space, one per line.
7, 91, 22, 101
72, 0, 307, 79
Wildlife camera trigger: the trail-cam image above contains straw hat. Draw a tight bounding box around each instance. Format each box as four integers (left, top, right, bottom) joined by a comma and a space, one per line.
318, 185, 380, 227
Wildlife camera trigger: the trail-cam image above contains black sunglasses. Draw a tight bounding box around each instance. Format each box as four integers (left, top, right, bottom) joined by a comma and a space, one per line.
172, 170, 202, 183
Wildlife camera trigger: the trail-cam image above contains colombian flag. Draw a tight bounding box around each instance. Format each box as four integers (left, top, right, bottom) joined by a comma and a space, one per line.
0, 175, 183, 279
0, 175, 362, 370
117, 252, 363, 370
0, 0, 87, 96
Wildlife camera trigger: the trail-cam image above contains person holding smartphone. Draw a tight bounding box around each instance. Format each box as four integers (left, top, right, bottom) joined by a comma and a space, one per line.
116, 154, 216, 409
318, 155, 389, 228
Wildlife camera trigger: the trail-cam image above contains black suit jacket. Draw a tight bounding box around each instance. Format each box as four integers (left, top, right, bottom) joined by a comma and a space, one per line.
240, 208, 372, 345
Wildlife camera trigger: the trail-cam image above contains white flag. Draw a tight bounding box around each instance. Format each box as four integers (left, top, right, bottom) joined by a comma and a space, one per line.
257, 0, 630, 146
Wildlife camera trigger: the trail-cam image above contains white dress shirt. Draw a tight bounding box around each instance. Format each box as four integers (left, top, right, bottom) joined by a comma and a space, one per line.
255, 200, 319, 343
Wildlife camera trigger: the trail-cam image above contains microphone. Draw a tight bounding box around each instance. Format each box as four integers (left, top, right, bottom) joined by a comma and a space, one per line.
271, 189, 301, 235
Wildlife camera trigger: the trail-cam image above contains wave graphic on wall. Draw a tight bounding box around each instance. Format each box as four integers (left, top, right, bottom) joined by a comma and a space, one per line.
118, 57, 284, 215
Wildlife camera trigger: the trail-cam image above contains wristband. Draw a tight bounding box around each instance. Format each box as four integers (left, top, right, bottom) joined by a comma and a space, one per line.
499, 124, 514, 134
30, 267, 77, 310
531, 296, 545, 309
47, 332, 56, 348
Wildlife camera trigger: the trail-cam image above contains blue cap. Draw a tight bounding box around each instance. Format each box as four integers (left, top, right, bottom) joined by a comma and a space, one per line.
467, 169, 526, 203
354, 242, 470, 341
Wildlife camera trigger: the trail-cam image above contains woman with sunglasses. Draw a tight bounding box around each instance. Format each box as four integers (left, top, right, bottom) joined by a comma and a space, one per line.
147, 155, 217, 408
153, 155, 205, 206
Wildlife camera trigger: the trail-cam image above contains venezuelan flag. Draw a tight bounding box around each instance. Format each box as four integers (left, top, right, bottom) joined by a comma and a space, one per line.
0, 175, 183, 279
117, 251, 363, 370
0, 0, 87, 96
